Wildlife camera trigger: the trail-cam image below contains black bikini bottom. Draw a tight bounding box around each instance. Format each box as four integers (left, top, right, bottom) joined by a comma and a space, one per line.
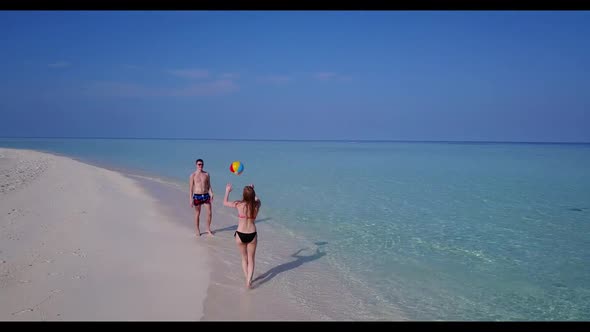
234, 231, 257, 244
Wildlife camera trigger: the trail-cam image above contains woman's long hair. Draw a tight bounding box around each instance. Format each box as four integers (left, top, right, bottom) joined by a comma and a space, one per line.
242, 185, 258, 219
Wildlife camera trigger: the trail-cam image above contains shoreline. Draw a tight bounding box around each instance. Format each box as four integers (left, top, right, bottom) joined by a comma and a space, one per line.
0, 147, 327, 321
0, 146, 406, 321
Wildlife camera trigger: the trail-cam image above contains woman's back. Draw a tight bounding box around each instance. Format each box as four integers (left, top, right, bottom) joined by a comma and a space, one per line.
236, 201, 260, 233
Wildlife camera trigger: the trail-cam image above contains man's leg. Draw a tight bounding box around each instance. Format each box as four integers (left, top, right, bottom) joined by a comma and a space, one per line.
205, 202, 213, 236
194, 205, 201, 236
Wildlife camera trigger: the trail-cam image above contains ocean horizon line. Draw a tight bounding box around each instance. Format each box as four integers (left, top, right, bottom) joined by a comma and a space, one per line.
1, 136, 590, 145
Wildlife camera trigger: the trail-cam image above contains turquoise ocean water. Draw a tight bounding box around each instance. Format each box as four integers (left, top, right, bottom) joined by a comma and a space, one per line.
1, 138, 589, 320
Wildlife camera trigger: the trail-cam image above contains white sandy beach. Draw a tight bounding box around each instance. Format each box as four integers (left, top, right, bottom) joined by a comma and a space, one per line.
0, 148, 210, 321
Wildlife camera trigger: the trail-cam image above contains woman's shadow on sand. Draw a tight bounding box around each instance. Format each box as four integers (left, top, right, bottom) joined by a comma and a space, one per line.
251, 242, 328, 289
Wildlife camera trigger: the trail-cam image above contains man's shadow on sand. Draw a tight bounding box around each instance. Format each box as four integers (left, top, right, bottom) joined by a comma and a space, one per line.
251, 242, 328, 289
213, 217, 272, 234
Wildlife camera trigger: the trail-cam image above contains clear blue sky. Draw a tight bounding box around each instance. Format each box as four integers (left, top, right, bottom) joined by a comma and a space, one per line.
1, 11, 589, 142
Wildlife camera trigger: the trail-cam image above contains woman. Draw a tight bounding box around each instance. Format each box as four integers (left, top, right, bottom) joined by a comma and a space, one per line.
223, 183, 261, 289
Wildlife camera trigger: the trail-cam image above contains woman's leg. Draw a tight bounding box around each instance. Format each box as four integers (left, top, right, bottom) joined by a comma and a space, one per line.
236, 235, 248, 282
246, 236, 257, 288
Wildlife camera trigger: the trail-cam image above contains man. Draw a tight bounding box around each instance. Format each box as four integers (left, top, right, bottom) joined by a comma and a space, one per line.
190, 158, 214, 237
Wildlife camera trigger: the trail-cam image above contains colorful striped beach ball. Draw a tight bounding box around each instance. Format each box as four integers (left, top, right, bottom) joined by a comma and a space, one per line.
229, 161, 244, 175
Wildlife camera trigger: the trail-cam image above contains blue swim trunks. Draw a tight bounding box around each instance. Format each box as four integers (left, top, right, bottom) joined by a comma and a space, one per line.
193, 193, 211, 206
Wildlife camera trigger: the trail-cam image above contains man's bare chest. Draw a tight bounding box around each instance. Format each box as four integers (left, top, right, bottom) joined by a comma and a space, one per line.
194, 173, 208, 183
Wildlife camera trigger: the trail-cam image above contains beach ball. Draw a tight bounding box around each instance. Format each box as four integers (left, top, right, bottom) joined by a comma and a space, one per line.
229, 161, 244, 175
